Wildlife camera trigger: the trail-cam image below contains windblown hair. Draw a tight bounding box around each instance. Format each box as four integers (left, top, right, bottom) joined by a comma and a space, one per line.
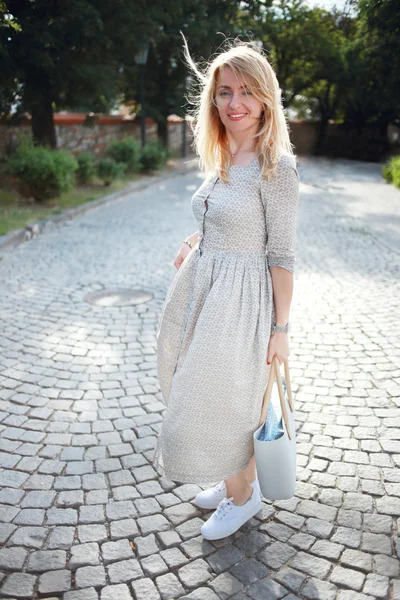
180, 34, 296, 183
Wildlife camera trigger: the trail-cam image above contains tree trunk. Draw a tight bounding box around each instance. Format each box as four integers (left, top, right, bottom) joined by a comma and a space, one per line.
314, 114, 329, 155
157, 118, 168, 147
24, 71, 57, 148
30, 97, 57, 148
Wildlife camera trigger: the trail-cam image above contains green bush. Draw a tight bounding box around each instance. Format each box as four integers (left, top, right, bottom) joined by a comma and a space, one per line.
104, 137, 142, 172
76, 152, 96, 184
140, 141, 169, 170
383, 156, 400, 188
6, 137, 78, 201
96, 157, 126, 185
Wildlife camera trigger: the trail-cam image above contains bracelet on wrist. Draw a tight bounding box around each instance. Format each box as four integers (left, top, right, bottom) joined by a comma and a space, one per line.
182, 240, 193, 249
271, 321, 290, 334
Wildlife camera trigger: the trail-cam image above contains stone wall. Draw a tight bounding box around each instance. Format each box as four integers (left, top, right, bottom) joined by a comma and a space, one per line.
0, 114, 194, 161
0, 113, 398, 162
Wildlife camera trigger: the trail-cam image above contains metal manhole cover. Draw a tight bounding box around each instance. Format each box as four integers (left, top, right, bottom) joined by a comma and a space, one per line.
84, 288, 153, 307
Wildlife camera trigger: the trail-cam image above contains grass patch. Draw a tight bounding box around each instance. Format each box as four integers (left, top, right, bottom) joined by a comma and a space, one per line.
0, 168, 143, 237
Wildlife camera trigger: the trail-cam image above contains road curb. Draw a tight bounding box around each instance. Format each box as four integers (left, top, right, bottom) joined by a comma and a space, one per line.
0, 155, 199, 253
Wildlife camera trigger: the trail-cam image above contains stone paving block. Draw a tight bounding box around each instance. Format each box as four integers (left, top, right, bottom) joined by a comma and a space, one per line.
374, 554, 399, 577
75, 565, 106, 589
208, 572, 243, 599
47, 526, 75, 550
289, 550, 332, 578
107, 558, 143, 584
101, 539, 133, 565
105, 501, 137, 521
340, 548, 373, 572
363, 513, 392, 534
20, 490, 56, 508
66, 461, 94, 475
86, 490, 109, 505
361, 531, 391, 555
273, 566, 306, 593
47, 507, 78, 526
78, 524, 108, 544
101, 583, 132, 600
156, 492, 181, 509
0, 469, 29, 488
0, 487, 25, 505
157, 530, 181, 548
180, 535, 214, 559
180, 590, 220, 600
82, 474, 107, 490
8, 525, 47, 549
163, 502, 200, 526
57, 490, 84, 508
0, 546, 28, 570
0, 572, 37, 598
136, 480, 164, 497
27, 549, 66, 572
109, 518, 138, 541
69, 543, 100, 569
363, 573, 389, 598
95, 458, 122, 473
108, 470, 135, 487
112, 485, 140, 501
301, 577, 337, 600
0, 523, 17, 545
331, 526, 361, 548
175, 517, 205, 541
310, 539, 343, 560
79, 505, 105, 524
230, 558, 269, 586
330, 565, 366, 591
130, 577, 161, 600
13, 508, 45, 526
132, 465, 158, 483
134, 497, 162, 517
160, 547, 189, 569
155, 572, 185, 600
246, 576, 289, 600
38, 569, 71, 593
137, 514, 171, 536
258, 541, 297, 570
135, 533, 159, 557
206, 545, 244, 574
141, 553, 169, 577
0, 504, 20, 522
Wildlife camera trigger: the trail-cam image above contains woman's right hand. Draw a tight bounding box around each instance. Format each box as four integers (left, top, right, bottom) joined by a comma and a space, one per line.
173, 242, 192, 270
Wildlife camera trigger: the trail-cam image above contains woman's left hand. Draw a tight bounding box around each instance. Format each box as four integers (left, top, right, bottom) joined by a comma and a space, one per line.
266, 332, 290, 366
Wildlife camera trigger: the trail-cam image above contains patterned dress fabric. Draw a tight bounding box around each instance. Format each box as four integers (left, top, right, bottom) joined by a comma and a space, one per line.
153, 153, 300, 485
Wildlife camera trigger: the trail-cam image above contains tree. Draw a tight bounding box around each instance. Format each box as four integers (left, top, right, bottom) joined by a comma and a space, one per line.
0, 0, 141, 147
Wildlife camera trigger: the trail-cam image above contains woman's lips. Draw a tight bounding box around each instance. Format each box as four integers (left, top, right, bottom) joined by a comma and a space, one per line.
228, 114, 247, 121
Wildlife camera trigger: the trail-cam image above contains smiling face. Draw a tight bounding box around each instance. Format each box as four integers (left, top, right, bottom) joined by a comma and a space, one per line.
214, 65, 264, 135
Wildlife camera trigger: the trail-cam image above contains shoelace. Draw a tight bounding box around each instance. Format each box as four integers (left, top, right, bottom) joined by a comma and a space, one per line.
215, 496, 234, 519
213, 481, 226, 495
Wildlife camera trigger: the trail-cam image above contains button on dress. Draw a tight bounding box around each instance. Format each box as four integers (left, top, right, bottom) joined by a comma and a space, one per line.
153, 153, 300, 485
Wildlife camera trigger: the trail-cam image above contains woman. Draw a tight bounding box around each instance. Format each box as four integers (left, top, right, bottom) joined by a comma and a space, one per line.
153, 38, 300, 541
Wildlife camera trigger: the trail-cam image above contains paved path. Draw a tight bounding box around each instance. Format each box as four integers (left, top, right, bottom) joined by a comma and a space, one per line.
0, 156, 399, 600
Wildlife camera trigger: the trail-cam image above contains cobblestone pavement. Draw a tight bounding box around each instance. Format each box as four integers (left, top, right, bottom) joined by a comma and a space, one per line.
0, 156, 399, 600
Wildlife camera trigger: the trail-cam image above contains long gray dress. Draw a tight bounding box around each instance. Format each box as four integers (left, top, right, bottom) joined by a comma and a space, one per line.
153, 153, 300, 485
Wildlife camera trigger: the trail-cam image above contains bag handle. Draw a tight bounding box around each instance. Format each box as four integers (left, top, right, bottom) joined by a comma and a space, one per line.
258, 356, 294, 440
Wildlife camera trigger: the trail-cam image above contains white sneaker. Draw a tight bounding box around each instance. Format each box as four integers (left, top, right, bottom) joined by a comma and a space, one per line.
195, 478, 261, 510
200, 487, 262, 540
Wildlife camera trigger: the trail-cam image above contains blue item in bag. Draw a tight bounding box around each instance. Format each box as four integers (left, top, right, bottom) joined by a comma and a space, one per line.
257, 380, 286, 441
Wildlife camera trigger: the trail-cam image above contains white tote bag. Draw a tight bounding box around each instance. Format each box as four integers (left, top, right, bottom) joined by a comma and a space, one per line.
253, 356, 297, 500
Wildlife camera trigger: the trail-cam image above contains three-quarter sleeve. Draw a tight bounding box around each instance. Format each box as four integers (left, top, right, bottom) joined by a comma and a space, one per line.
260, 154, 300, 274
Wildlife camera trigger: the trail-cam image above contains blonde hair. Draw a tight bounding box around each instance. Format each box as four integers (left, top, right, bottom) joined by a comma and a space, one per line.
181, 34, 296, 183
